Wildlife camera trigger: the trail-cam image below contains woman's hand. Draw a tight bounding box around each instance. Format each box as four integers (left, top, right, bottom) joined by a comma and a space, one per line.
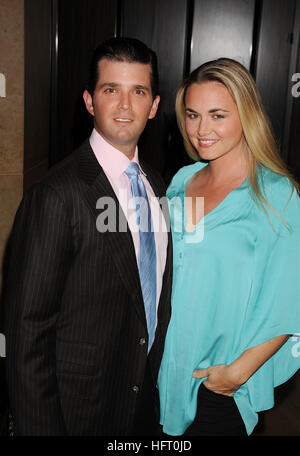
193, 335, 289, 397
193, 364, 241, 397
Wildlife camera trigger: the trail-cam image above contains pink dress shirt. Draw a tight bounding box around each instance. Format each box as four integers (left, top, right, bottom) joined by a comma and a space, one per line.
89, 129, 168, 320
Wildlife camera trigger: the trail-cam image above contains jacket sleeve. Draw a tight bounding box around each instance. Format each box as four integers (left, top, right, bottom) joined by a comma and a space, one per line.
4, 183, 73, 435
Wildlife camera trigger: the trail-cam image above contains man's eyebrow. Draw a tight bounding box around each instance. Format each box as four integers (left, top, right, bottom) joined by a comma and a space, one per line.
134, 84, 150, 91
98, 82, 150, 92
98, 82, 120, 89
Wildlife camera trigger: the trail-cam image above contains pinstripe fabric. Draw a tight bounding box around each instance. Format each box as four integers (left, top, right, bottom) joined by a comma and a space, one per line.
4, 140, 172, 436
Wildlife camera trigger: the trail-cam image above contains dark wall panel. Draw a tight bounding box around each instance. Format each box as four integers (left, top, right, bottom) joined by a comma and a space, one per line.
255, 0, 296, 152
289, 51, 300, 181
191, 0, 255, 71
121, 0, 189, 114
120, 0, 191, 178
52, 0, 118, 165
287, 0, 300, 180
24, 0, 52, 190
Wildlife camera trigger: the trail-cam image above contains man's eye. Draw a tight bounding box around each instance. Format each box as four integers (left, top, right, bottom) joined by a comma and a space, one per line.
104, 88, 116, 93
135, 89, 145, 95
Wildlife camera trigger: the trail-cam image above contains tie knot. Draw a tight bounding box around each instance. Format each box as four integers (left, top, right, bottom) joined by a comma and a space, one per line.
125, 162, 140, 178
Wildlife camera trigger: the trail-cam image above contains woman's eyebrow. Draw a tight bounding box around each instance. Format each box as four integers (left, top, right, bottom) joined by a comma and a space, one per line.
208, 108, 229, 113
185, 107, 229, 113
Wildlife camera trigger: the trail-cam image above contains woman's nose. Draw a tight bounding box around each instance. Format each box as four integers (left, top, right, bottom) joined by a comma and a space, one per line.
197, 117, 211, 136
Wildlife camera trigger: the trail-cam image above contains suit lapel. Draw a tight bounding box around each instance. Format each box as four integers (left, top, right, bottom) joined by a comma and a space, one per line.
75, 140, 147, 326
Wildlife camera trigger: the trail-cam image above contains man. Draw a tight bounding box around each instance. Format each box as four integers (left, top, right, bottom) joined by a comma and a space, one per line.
4, 37, 172, 435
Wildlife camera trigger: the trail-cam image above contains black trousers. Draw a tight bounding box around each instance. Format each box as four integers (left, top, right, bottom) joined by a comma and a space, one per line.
184, 383, 247, 436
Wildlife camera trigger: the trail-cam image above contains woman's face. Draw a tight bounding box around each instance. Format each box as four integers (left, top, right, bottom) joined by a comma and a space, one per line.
184, 81, 245, 162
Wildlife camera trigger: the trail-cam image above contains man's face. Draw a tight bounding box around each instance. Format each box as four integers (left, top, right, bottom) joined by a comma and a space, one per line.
83, 58, 160, 158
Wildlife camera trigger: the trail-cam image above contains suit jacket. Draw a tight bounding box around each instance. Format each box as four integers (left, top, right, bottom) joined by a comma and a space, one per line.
4, 139, 172, 435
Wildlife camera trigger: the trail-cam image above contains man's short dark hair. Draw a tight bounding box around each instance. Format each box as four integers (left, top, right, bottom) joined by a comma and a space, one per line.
87, 37, 159, 99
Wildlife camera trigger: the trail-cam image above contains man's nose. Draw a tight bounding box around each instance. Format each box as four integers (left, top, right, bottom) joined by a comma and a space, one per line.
118, 91, 131, 110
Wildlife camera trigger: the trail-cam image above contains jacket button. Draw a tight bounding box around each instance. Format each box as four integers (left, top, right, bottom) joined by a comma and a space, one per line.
132, 385, 140, 393
139, 337, 146, 345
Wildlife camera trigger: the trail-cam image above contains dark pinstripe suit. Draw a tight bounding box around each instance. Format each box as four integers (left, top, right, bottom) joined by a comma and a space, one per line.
4, 139, 172, 435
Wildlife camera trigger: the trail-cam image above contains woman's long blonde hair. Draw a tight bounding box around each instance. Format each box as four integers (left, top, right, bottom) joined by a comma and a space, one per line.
176, 58, 299, 218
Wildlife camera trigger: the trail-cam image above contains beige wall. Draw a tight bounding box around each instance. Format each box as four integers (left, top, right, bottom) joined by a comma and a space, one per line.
0, 0, 24, 291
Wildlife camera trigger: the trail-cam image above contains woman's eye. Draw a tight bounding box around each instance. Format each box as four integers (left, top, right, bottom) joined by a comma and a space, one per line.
187, 113, 198, 119
213, 114, 224, 119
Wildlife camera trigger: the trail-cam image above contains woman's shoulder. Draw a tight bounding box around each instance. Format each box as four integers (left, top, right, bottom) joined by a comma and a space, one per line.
260, 167, 297, 205
259, 166, 300, 228
166, 161, 207, 198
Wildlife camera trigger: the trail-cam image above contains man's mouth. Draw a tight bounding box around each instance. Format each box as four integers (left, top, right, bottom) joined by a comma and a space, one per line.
114, 117, 133, 123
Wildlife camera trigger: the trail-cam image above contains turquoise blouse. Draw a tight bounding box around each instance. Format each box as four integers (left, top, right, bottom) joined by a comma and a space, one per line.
158, 162, 300, 436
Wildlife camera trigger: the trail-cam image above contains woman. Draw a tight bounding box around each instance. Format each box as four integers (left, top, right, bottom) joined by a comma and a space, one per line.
158, 58, 300, 436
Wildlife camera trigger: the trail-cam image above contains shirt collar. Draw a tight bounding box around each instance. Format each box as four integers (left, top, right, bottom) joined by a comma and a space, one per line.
89, 128, 147, 179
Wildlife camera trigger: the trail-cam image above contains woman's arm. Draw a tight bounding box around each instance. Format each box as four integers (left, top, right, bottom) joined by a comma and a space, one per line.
193, 334, 289, 396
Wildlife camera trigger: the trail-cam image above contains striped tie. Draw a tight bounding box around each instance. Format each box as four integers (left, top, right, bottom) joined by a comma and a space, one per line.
125, 162, 157, 352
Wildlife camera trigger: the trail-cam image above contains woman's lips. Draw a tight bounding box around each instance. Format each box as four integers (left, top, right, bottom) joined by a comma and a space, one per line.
198, 139, 219, 148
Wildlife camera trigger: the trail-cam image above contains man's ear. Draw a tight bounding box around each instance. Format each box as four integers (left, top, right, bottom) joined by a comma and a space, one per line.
83, 89, 94, 116
148, 95, 160, 119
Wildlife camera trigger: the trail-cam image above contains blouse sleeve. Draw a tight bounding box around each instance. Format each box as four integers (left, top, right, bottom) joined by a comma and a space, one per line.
237, 179, 300, 416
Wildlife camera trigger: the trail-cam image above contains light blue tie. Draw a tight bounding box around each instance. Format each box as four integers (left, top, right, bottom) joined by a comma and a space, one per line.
125, 162, 157, 352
